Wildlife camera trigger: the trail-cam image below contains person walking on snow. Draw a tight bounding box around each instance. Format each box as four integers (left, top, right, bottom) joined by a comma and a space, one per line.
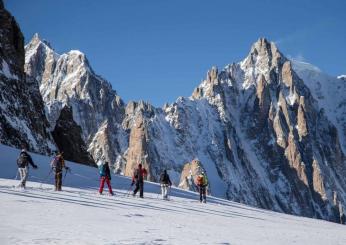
98, 161, 114, 196
132, 163, 147, 198
50, 151, 69, 191
16, 148, 38, 188
195, 172, 208, 203
159, 169, 172, 199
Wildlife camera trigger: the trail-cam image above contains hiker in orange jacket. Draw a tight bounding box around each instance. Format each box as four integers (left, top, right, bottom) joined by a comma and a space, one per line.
195, 172, 208, 203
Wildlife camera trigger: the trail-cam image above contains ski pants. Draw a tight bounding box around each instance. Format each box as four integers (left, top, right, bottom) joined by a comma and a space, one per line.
99, 176, 113, 195
341, 214, 346, 224
18, 167, 28, 188
198, 185, 207, 202
133, 181, 144, 198
161, 184, 169, 198
55, 171, 62, 191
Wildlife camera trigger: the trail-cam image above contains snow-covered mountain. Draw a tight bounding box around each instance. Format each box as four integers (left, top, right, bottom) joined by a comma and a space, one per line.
24, 34, 346, 223
1, 0, 345, 224
0, 1, 55, 154
25, 33, 126, 165
0, 143, 345, 244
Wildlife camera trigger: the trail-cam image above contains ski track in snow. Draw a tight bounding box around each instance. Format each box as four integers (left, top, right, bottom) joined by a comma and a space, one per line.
0, 144, 346, 245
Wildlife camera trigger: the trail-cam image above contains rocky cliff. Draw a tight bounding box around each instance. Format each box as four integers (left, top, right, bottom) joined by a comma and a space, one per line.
0, 0, 55, 154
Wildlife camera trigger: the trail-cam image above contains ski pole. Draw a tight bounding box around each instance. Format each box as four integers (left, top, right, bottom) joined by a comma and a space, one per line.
39, 168, 53, 189
168, 185, 172, 200
63, 167, 71, 180
125, 185, 133, 197
157, 184, 162, 199
14, 169, 19, 180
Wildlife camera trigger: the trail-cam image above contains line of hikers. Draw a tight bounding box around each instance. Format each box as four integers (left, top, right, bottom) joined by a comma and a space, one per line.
17, 148, 209, 203
14, 148, 346, 224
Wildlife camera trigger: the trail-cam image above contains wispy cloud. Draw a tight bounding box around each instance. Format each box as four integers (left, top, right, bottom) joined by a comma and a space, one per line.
287, 53, 306, 62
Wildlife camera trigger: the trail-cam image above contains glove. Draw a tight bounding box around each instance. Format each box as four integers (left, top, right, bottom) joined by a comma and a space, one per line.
131, 181, 134, 186
65, 166, 70, 170
33, 165, 38, 169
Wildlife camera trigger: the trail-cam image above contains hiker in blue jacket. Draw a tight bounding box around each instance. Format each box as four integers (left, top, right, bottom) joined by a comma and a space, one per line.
98, 161, 114, 195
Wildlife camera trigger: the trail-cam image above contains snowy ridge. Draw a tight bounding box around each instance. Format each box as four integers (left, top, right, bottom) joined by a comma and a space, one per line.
337, 75, 346, 80
0, 143, 345, 245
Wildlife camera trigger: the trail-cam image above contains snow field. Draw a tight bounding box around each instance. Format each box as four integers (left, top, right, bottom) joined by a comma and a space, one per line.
0, 144, 346, 244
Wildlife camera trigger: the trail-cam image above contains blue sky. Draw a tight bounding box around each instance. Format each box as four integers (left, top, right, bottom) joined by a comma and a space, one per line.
5, 0, 346, 106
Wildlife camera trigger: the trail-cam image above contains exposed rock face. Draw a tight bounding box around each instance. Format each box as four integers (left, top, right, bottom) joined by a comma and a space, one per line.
0, 1, 55, 153
179, 159, 206, 190
123, 102, 152, 178
24, 33, 346, 223
52, 106, 94, 165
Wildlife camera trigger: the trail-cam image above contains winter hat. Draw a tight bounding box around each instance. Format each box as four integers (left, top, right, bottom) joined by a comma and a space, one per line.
138, 163, 142, 168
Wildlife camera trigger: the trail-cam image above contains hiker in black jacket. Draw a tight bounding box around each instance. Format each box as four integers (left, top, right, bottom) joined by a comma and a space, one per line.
50, 151, 69, 191
16, 149, 38, 188
131, 164, 148, 198
159, 170, 172, 199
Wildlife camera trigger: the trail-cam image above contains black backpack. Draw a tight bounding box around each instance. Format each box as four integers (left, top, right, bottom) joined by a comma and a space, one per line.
17, 152, 28, 167
160, 173, 168, 183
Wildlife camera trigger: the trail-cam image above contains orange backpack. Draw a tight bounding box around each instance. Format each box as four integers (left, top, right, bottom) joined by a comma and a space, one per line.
196, 175, 204, 186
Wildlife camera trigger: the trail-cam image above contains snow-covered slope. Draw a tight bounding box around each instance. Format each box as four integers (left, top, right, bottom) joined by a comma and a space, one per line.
0, 143, 345, 245
292, 60, 346, 152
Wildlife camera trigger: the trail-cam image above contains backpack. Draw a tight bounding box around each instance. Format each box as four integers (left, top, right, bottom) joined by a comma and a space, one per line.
196, 175, 204, 186
160, 173, 169, 184
134, 169, 139, 180
160, 173, 165, 182
17, 153, 28, 167
51, 156, 62, 169
98, 164, 105, 176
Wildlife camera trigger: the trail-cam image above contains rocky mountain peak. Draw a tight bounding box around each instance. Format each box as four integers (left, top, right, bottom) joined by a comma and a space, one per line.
240, 38, 285, 89
28, 33, 41, 47
25, 33, 55, 56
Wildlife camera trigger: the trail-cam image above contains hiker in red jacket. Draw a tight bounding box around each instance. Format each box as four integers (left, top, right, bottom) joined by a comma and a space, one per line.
131, 163, 147, 198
